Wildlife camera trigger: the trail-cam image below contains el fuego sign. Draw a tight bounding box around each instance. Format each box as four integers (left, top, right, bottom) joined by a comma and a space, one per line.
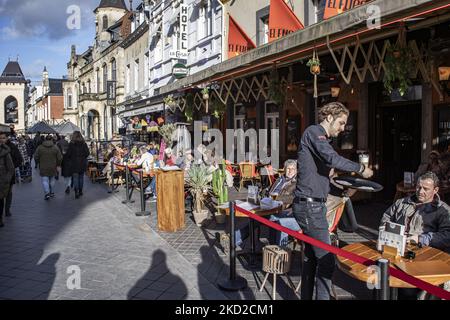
169, 1, 188, 59
323, 0, 371, 19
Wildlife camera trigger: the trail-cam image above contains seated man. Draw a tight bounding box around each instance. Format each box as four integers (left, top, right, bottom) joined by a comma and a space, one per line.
380, 171, 450, 253
268, 174, 358, 247
219, 159, 297, 254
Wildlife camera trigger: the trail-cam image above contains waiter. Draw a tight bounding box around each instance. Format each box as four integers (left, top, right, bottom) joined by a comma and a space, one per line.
293, 102, 373, 300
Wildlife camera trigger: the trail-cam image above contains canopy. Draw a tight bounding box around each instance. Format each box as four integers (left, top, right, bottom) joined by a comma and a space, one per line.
55, 121, 81, 135
0, 123, 9, 133
26, 121, 57, 134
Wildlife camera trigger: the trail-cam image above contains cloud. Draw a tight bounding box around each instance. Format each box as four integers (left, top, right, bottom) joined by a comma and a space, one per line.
0, 0, 102, 40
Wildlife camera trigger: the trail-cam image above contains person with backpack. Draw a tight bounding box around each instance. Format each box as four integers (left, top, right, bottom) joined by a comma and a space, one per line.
34, 135, 62, 200
66, 131, 90, 199
0, 132, 15, 227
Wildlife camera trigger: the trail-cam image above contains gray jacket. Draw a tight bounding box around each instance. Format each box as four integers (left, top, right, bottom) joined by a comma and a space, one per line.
381, 195, 450, 253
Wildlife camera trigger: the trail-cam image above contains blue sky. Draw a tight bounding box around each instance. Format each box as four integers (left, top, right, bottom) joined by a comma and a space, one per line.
0, 0, 132, 86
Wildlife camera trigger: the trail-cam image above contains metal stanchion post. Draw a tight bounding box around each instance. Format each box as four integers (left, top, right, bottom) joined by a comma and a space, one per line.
218, 201, 248, 291
121, 164, 135, 204
377, 258, 390, 300
136, 170, 151, 216
108, 162, 115, 193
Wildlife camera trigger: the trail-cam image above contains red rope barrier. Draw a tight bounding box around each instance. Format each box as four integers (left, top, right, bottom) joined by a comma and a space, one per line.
235, 204, 450, 300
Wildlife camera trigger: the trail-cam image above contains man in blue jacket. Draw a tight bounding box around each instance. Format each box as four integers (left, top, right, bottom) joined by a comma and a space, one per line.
294, 102, 373, 300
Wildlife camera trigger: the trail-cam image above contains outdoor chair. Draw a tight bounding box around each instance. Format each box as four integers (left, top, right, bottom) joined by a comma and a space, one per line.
238, 162, 261, 192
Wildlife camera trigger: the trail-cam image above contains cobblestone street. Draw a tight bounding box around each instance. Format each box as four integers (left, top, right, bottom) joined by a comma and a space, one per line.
0, 165, 390, 300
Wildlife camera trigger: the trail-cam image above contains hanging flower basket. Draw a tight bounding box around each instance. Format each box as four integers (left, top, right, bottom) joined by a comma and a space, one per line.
201, 87, 209, 100
307, 57, 321, 75
383, 43, 413, 96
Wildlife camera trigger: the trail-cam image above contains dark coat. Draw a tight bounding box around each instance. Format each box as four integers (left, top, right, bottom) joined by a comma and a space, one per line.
0, 144, 14, 198
34, 140, 63, 177
66, 141, 90, 174
5, 140, 23, 185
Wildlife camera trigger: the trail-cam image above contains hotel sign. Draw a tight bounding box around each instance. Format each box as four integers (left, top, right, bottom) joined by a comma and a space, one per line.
169, 1, 189, 59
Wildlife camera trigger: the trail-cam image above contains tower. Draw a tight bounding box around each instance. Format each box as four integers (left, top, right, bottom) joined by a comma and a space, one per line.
94, 0, 129, 46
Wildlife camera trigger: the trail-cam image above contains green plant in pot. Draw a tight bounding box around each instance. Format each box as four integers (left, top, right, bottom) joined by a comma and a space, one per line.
158, 123, 177, 149
163, 94, 176, 107
383, 43, 413, 96
268, 69, 284, 106
184, 93, 194, 121
186, 164, 211, 226
306, 57, 321, 75
211, 97, 227, 119
212, 160, 229, 224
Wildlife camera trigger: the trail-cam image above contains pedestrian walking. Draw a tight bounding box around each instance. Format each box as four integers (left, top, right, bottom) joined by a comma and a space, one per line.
34, 135, 62, 200
57, 135, 72, 194
0, 132, 15, 228
5, 134, 23, 217
17, 136, 31, 183
293, 102, 373, 300
66, 131, 90, 199
33, 132, 43, 168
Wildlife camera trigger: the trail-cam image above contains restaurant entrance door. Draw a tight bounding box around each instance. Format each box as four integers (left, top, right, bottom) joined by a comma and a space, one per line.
375, 102, 421, 199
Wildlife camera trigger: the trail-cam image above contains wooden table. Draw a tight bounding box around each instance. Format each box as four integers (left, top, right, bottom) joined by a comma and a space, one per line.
230, 201, 283, 266
337, 241, 450, 291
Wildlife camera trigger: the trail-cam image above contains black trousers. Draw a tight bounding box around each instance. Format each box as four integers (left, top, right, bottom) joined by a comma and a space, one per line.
5, 184, 12, 214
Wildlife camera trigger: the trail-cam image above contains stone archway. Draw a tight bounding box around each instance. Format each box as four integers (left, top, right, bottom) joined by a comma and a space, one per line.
4, 95, 18, 124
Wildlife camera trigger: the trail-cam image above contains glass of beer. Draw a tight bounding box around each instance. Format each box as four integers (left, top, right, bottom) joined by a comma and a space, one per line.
270, 193, 278, 200
359, 153, 369, 168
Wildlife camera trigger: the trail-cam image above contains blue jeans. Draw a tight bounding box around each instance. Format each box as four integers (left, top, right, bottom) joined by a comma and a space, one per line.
72, 173, 84, 191
269, 211, 301, 247
41, 176, 55, 195
144, 177, 157, 196
293, 201, 335, 300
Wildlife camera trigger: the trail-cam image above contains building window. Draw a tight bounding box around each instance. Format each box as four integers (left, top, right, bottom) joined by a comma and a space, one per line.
197, 3, 209, 40
111, 59, 117, 82
134, 59, 139, 92
67, 88, 73, 109
126, 64, 131, 94
144, 53, 149, 87
155, 36, 163, 63
81, 83, 86, 94
103, 15, 108, 30
96, 68, 100, 94
4, 96, 18, 124
103, 64, 108, 93
87, 80, 91, 93
314, 0, 326, 24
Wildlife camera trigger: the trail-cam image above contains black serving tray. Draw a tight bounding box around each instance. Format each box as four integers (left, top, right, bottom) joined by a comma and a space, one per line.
333, 175, 383, 192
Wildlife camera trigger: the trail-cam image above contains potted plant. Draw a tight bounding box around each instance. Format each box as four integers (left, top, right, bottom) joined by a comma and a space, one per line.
163, 94, 176, 107
201, 87, 210, 100
158, 123, 177, 149
383, 43, 413, 96
268, 69, 285, 106
184, 93, 194, 121
212, 161, 229, 224
211, 97, 227, 119
306, 57, 321, 75
186, 164, 211, 226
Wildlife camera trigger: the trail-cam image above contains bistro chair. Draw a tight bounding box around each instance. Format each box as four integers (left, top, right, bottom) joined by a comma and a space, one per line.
238, 162, 261, 192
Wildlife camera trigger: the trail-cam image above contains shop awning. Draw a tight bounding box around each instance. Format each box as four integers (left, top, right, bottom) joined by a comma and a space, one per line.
121, 103, 164, 117
228, 15, 256, 59
160, 0, 444, 96
268, 0, 304, 43
324, 0, 372, 20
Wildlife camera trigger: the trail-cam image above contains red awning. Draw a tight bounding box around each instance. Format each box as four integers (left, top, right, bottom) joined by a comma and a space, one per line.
228, 15, 256, 59
323, 0, 371, 20
268, 0, 304, 43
